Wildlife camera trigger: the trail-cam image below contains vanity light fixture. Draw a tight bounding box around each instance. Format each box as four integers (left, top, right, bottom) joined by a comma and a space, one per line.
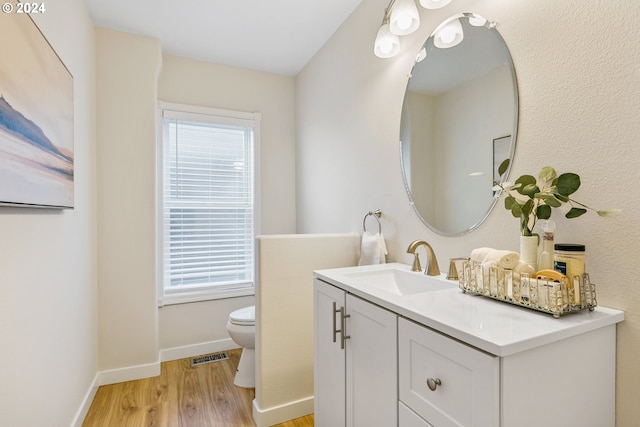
433, 18, 464, 48
389, 0, 421, 36
374, 0, 456, 58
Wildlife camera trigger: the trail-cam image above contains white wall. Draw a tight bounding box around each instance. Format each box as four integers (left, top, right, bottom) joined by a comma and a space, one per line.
253, 234, 360, 426
0, 0, 98, 425
296, 1, 640, 425
157, 55, 297, 354
96, 29, 162, 373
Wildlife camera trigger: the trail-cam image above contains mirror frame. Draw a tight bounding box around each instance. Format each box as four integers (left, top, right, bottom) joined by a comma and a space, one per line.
400, 12, 519, 236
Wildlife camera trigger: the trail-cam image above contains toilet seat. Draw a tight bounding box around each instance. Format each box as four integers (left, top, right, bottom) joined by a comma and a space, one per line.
229, 305, 255, 326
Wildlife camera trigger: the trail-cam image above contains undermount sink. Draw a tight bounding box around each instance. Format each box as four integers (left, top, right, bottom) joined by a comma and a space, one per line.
341, 267, 456, 296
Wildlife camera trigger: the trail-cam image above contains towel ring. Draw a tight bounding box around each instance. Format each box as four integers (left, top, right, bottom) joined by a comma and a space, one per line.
363, 209, 382, 234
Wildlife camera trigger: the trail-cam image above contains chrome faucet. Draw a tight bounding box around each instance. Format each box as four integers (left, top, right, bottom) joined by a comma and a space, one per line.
406, 240, 440, 276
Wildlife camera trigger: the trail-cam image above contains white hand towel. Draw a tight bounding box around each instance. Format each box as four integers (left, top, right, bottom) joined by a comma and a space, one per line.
481, 260, 498, 275
358, 232, 387, 265
512, 260, 535, 280
483, 249, 520, 269
470, 247, 493, 264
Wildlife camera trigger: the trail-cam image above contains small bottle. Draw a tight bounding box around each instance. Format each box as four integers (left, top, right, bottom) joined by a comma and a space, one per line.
537, 220, 555, 270
554, 244, 586, 306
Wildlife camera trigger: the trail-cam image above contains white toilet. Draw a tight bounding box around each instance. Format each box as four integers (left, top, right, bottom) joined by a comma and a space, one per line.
226, 305, 256, 388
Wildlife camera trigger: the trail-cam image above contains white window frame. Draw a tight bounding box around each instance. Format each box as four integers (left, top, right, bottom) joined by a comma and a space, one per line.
157, 101, 261, 306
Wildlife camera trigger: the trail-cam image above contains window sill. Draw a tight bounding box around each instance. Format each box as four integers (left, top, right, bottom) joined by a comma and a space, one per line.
159, 287, 255, 307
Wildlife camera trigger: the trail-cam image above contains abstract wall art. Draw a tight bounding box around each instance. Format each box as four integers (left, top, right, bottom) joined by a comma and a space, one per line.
0, 10, 74, 208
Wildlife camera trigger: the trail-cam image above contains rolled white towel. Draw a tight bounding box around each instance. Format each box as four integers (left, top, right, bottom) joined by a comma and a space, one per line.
470, 247, 493, 264
483, 249, 519, 269
513, 260, 535, 275
481, 260, 498, 275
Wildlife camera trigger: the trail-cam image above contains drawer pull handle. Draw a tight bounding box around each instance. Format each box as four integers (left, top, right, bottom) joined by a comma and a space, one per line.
332, 302, 340, 343
340, 307, 351, 350
426, 377, 442, 391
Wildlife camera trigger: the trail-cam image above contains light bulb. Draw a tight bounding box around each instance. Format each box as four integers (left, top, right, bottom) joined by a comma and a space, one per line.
433, 19, 464, 49
397, 16, 412, 30
389, 0, 420, 36
374, 24, 400, 58
468, 15, 487, 27
440, 27, 455, 43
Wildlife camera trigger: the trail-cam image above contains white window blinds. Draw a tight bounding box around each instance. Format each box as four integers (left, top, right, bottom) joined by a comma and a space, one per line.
160, 106, 258, 299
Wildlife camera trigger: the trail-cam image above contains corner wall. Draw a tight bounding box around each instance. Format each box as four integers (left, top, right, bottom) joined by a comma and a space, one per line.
96, 29, 161, 374
253, 234, 360, 426
296, 1, 640, 425
0, 0, 98, 425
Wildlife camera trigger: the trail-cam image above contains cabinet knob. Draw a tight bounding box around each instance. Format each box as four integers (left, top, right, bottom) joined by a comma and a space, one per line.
426, 377, 442, 391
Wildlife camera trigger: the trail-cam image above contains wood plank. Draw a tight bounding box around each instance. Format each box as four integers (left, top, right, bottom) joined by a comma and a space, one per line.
83, 349, 313, 427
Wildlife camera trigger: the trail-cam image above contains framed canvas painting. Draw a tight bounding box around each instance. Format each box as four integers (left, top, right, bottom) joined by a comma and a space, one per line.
0, 9, 74, 208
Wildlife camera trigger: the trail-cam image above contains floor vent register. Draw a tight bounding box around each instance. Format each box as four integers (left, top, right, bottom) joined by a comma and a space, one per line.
190, 351, 229, 367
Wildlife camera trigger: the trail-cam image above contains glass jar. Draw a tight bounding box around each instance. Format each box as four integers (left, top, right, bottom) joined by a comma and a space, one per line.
554, 244, 585, 306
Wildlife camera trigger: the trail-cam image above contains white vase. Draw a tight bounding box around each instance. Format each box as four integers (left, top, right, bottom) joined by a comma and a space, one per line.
520, 235, 539, 271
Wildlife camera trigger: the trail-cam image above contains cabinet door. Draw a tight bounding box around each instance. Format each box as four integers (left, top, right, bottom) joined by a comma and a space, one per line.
399, 318, 499, 427
346, 294, 397, 427
314, 279, 346, 427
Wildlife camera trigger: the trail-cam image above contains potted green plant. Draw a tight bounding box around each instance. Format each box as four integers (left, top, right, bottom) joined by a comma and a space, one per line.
493, 159, 621, 268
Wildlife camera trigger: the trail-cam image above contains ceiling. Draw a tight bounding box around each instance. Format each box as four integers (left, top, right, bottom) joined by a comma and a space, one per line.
84, 0, 362, 76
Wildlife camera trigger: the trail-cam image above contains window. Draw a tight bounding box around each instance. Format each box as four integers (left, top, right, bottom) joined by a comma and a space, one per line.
158, 102, 260, 305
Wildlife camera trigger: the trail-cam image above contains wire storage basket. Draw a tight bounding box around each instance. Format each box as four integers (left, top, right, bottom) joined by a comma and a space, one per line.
458, 259, 597, 318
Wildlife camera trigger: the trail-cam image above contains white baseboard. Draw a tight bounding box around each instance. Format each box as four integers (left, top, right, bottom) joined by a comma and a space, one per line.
159, 338, 238, 362
252, 396, 314, 427
70, 373, 99, 427
97, 360, 161, 386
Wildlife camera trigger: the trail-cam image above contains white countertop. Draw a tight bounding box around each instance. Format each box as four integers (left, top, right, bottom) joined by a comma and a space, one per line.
314, 263, 624, 357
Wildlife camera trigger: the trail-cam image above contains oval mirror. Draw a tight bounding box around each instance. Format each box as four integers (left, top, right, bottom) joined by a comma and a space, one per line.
400, 13, 518, 236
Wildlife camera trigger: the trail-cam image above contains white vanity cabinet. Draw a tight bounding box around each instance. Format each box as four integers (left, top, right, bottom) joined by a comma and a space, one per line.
314, 263, 624, 427
314, 278, 397, 427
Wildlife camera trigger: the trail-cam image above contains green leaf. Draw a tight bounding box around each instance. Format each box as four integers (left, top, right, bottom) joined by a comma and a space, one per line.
504, 195, 516, 210
510, 202, 522, 218
538, 166, 557, 182
515, 175, 536, 196
498, 159, 510, 177
535, 193, 563, 207
566, 207, 587, 218
521, 184, 540, 198
597, 209, 622, 217
536, 204, 552, 219
555, 194, 569, 203
556, 173, 581, 196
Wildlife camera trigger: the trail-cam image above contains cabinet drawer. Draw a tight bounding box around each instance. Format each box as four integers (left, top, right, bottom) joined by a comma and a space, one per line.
398, 318, 499, 427
400, 402, 433, 427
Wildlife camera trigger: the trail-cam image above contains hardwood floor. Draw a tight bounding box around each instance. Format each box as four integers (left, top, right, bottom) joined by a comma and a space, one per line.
83, 349, 314, 427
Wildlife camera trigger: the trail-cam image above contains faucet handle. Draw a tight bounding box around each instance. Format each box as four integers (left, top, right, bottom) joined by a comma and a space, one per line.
411, 253, 422, 272
447, 257, 469, 280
